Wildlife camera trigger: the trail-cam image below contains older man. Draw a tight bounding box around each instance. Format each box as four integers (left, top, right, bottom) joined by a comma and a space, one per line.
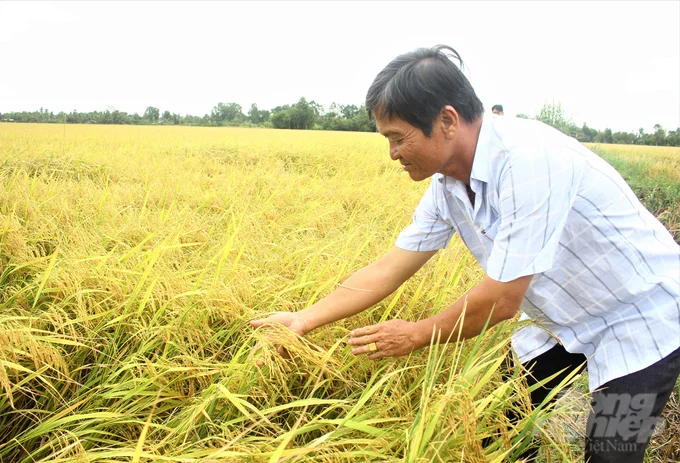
251, 45, 680, 463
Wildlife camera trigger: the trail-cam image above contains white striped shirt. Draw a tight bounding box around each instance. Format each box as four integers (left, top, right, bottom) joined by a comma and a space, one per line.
396, 115, 680, 391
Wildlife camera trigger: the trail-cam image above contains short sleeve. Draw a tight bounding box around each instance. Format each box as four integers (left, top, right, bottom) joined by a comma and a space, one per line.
396, 179, 456, 252
487, 149, 582, 282
511, 312, 558, 363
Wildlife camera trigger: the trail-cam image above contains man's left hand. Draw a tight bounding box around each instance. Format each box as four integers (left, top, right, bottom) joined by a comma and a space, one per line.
347, 319, 422, 360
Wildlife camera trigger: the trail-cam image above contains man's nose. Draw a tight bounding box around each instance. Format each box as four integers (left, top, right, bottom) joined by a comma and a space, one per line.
389, 143, 399, 160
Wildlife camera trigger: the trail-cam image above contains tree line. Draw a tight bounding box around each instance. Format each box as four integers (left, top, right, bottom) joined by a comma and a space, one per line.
517, 102, 680, 147
2, 100, 678, 146
0, 97, 376, 133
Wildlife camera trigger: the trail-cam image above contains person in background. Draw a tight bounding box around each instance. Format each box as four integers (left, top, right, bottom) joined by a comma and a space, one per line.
491, 104, 504, 115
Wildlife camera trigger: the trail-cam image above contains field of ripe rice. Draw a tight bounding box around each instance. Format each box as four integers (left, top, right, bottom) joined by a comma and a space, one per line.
0, 123, 596, 462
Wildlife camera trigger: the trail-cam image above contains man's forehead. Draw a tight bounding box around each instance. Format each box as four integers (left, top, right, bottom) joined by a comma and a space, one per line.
375, 115, 408, 135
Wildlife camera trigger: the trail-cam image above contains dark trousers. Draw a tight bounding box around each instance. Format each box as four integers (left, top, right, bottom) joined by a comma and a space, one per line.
521, 344, 680, 463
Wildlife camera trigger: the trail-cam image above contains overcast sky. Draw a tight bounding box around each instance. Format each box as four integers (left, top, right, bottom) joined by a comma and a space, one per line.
1, 1, 678, 133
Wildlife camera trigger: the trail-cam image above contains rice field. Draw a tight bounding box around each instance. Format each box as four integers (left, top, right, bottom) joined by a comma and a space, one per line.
0, 124, 675, 462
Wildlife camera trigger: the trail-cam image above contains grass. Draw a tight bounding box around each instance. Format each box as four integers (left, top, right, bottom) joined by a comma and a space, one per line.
0, 125, 676, 462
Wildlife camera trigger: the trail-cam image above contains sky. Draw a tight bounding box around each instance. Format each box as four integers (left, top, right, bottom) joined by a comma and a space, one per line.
0, 1, 678, 133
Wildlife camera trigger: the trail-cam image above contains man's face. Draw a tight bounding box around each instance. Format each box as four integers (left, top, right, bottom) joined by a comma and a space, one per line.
492, 108, 504, 115
375, 113, 451, 182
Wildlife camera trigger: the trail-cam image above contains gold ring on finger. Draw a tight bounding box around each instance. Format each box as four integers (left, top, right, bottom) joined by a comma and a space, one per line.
368, 342, 378, 352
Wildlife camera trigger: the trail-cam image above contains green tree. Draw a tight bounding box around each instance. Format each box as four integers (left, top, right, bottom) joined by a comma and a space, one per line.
666, 128, 680, 147
340, 104, 360, 119
271, 105, 292, 129
247, 104, 270, 124
111, 110, 130, 124
326, 102, 341, 118
535, 101, 579, 138
258, 109, 270, 124
612, 131, 634, 144
211, 102, 244, 124
143, 106, 160, 123
290, 97, 319, 130
586, 125, 598, 142
271, 98, 319, 130
66, 110, 80, 124
320, 104, 376, 132
578, 123, 593, 142
248, 103, 261, 124
653, 124, 666, 146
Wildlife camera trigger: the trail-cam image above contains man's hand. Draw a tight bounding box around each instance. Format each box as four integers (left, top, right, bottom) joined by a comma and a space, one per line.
347, 319, 422, 360
250, 312, 309, 336
248, 247, 437, 365
250, 312, 309, 366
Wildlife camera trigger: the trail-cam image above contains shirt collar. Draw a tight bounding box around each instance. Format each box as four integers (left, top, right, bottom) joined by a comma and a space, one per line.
469, 113, 493, 185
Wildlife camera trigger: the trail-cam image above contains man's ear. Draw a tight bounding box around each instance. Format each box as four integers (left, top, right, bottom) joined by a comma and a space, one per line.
439, 105, 459, 139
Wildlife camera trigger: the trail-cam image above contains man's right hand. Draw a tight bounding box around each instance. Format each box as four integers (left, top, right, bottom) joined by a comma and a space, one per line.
248, 247, 437, 366
249, 312, 310, 366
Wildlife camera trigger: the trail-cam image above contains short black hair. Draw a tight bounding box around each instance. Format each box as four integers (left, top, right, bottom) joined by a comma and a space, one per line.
491, 104, 504, 112
365, 45, 484, 137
